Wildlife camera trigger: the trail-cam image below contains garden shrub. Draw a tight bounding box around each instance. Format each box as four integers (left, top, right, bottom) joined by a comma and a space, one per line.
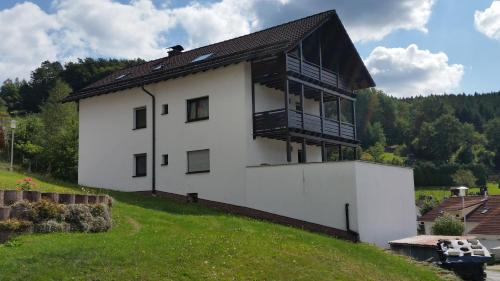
34, 220, 69, 233
65, 203, 111, 232
0, 220, 33, 232
431, 213, 464, 235
31, 200, 67, 223
10, 201, 36, 221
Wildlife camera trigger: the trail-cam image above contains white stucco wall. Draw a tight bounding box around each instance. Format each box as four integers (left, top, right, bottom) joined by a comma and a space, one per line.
79, 63, 251, 206
245, 161, 359, 232
245, 161, 417, 247
354, 162, 417, 247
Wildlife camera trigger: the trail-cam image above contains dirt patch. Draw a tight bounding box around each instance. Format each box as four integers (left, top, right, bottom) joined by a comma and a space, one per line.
126, 217, 142, 233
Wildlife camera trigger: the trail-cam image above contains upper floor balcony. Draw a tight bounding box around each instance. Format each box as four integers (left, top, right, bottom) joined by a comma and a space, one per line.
253, 109, 355, 140
286, 54, 350, 93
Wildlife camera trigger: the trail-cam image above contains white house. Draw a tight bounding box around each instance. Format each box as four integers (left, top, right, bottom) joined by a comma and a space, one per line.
64, 10, 417, 247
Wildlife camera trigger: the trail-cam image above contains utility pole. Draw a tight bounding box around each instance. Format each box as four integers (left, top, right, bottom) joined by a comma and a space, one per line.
9, 119, 16, 172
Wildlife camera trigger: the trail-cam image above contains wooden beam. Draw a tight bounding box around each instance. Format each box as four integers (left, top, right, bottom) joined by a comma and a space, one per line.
286, 135, 292, 163
300, 83, 305, 129
286, 75, 355, 101
321, 141, 326, 162
251, 65, 256, 139
302, 138, 307, 163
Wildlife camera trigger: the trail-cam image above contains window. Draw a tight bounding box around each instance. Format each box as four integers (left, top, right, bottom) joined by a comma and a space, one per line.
134, 154, 147, 177
324, 99, 339, 120
162, 154, 168, 166
187, 149, 210, 173
134, 107, 147, 129
162, 104, 168, 115
192, 53, 213, 63
187, 97, 209, 122
340, 99, 354, 124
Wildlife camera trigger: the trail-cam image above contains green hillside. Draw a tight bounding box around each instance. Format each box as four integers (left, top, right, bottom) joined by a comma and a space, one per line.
0, 167, 458, 281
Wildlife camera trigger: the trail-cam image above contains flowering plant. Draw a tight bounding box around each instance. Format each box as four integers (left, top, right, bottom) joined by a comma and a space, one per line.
16, 177, 38, 191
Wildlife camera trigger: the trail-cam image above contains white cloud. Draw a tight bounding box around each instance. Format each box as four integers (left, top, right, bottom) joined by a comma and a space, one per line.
241, 0, 435, 43
172, 0, 258, 48
364, 44, 464, 97
0, 0, 437, 83
0, 2, 59, 81
54, 0, 175, 60
474, 1, 500, 40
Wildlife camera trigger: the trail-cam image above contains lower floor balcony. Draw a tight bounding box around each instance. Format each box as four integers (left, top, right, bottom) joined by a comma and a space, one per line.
253, 109, 356, 141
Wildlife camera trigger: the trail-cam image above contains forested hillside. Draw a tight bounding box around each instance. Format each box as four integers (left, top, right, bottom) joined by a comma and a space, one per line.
0, 59, 144, 181
0, 59, 499, 187
356, 88, 500, 187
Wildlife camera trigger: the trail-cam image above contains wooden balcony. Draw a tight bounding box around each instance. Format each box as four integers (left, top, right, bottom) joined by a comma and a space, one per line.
253, 109, 355, 141
286, 55, 350, 93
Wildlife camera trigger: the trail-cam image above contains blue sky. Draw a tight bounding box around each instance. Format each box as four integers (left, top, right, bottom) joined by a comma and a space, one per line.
0, 0, 499, 97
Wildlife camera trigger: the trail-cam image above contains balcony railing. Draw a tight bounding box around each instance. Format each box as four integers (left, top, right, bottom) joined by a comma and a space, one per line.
286, 55, 350, 92
254, 109, 355, 140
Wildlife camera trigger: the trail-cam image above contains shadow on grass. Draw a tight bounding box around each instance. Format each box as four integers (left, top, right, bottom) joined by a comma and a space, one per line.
109, 190, 222, 216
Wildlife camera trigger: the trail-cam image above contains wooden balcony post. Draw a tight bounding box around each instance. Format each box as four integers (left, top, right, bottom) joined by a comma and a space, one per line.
302, 138, 307, 163
286, 135, 292, 163
299, 41, 303, 75
251, 65, 256, 139
321, 141, 326, 162
300, 83, 305, 129
353, 96, 357, 140
337, 96, 341, 137
285, 78, 291, 163
318, 35, 322, 82
320, 90, 324, 134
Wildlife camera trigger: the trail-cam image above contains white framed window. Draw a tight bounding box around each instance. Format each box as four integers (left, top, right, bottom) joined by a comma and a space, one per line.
134, 106, 147, 129
134, 153, 147, 177
187, 149, 210, 174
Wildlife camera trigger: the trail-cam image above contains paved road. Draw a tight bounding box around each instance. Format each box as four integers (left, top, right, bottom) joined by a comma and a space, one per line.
486, 270, 500, 281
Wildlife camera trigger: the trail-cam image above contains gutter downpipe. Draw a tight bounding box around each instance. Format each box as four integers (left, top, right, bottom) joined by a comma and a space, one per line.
345, 203, 360, 242
141, 86, 156, 195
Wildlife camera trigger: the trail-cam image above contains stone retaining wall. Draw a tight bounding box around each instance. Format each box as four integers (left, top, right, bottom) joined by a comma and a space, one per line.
0, 190, 111, 221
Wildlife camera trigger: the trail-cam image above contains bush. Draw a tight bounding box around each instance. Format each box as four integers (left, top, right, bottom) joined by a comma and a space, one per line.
31, 200, 67, 223
420, 198, 439, 215
10, 201, 36, 221
452, 169, 477, 187
0, 220, 33, 233
65, 204, 111, 232
431, 213, 464, 235
34, 220, 69, 233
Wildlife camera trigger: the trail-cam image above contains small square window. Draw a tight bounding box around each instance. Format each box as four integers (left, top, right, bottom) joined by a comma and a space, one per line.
187, 149, 210, 174
162, 104, 168, 115
162, 154, 168, 166
134, 153, 147, 177
187, 97, 209, 122
134, 107, 147, 129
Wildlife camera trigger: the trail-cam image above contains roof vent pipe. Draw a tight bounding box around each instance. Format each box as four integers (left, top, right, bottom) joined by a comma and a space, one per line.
167, 45, 184, 57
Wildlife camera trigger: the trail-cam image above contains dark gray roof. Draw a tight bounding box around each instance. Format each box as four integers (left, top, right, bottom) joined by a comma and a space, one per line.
65, 10, 374, 102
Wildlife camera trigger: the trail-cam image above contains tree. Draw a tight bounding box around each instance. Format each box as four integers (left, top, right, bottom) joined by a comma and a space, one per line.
21, 61, 63, 113
412, 114, 465, 162
38, 80, 78, 181
452, 169, 477, 187
0, 79, 22, 112
431, 213, 464, 235
485, 117, 500, 169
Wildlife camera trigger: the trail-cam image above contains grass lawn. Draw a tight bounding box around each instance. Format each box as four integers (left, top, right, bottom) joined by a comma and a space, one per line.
0, 168, 456, 281
416, 182, 500, 202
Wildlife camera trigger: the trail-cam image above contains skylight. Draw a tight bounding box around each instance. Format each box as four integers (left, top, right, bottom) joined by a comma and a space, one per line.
115, 73, 129, 80
481, 209, 489, 214
152, 64, 164, 71
192, 53, 213, 63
